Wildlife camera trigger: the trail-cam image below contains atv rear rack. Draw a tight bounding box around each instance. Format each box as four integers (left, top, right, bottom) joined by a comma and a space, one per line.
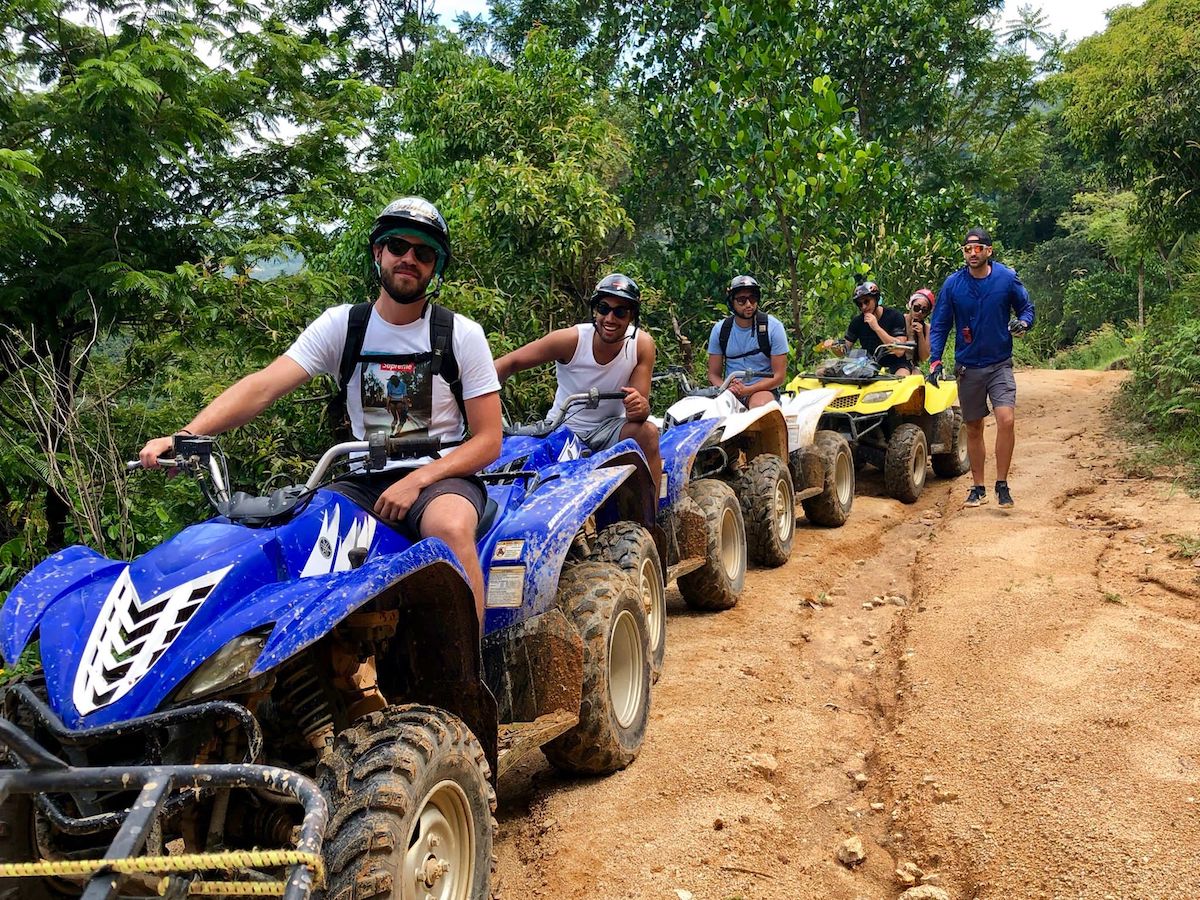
0, 718, 327, 899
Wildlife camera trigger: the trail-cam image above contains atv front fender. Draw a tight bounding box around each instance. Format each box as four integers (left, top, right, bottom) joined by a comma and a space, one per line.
484, 463, 648, 621
923, 379, 960, 414
1, 546, 125, 665
252, 540, 470, 675
717, 403, 788, 459
658, 418, 721, 509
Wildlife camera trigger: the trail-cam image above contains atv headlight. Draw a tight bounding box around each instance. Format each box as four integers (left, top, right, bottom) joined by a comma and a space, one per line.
174, 629, 270, 702
863, 391, 893, 404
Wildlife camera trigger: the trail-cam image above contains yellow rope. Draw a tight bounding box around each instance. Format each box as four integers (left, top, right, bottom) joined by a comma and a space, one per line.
0, 849, 324, 891
157, 879, 290, 896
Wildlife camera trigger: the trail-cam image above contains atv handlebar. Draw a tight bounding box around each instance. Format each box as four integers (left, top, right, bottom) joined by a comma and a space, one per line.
126, 435, 232, 505
654, 366, 775, 400
306, 433, 452, 488
504, 388, 627, 438
874, 341, 916, 360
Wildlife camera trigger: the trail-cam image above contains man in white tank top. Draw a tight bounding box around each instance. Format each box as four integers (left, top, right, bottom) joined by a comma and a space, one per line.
495, 273, 661, 491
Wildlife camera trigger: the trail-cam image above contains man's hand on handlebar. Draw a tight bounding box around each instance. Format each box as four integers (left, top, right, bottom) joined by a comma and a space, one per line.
138, 435, 179, 469
622, 385, 650, 421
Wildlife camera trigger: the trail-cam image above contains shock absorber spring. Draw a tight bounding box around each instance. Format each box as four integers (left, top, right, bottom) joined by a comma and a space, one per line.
277, 663, 334, 751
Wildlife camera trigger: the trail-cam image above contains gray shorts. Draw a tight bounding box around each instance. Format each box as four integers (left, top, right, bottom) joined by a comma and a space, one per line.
327, 470, 487, 537
956, 360, 1017, 422
576, 416, 629, 451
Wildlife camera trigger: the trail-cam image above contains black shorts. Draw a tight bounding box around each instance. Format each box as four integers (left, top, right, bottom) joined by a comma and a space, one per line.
327, 469, 487, 537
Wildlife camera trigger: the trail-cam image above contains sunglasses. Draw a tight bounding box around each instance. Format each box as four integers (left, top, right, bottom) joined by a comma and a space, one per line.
911, 305, 929, 314
855, 298, 875, 308
732, 295, 759, 305
380, 236, 439, 265
962, 243, 988, 254
594, 301, 633, 320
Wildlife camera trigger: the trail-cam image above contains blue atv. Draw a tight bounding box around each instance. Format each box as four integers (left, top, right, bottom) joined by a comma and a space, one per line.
0, 430, 656, 899
493, 389, 746, 682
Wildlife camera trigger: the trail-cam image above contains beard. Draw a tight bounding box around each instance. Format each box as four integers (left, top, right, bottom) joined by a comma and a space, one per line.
381, 267, 432, 305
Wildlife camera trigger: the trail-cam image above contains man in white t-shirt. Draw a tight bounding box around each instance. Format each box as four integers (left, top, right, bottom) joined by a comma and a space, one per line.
139, 197, 503, 620
494, 273, 661, 491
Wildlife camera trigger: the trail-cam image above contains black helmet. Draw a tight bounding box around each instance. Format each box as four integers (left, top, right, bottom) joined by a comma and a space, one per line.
852, 280, 881, 305
590, 273, 641, 307
726, 274, 762, 310
369, 197, 451, 275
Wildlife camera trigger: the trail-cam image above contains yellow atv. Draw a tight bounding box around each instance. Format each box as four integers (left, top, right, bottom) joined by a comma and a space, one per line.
784, 343, 969, 503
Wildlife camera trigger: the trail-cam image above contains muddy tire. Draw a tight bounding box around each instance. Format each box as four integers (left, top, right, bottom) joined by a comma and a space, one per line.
735, 454, 795, 567
317, 705, 496, 900
932, 408, 970, 478
543, 561, 651, 775
589, 523, 666, 682
884, 423, 928, 503
677, 479, 747, 611
800, 431, 855, 527
0, 793, 67, 900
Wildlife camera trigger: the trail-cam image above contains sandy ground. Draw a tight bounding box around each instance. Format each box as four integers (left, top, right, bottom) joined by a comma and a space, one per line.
491, 369, 1200, 900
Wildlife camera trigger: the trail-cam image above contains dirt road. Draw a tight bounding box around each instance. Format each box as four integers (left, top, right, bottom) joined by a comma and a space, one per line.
494, 369, 1200, 900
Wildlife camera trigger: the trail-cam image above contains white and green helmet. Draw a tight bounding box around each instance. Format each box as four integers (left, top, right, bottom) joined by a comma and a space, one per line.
369, 197, 451, 275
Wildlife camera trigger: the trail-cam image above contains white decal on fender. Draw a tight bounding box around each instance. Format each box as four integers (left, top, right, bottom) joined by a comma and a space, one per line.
73, 564, 233, 715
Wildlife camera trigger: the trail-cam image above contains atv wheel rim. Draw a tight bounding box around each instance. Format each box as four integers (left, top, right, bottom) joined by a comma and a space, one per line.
609, 608, 646, 730
954, 432, 968, 468
775, 475, 795, 543
835, 450, 854, 506
639, 555, 666, 657
407, 780, 475, 900
719, 505, 744, 581
912, 442, 928, 489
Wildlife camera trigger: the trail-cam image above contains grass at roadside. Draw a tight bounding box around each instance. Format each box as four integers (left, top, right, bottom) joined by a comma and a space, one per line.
1050, 324, 1135, 371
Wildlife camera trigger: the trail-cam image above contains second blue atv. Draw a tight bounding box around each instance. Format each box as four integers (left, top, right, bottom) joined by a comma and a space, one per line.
492, 389, 748, 681
0, 429, 657, 900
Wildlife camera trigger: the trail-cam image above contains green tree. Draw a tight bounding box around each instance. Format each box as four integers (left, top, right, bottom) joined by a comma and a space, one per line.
0, 0, 375, 549
1060, 0, 1200, 235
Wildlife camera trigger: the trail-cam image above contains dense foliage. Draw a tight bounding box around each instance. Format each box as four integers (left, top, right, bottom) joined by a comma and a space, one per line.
1, 0, 1197, 598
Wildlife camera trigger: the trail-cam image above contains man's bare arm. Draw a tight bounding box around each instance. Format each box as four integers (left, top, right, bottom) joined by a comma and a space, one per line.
494, 329, 576, 382
139, 356, 311, 466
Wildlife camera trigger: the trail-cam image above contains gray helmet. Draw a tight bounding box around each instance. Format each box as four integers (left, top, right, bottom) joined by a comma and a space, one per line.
852, 280, 881, 305
726, 274, 762, 310
590, 273, 641, 307
369, 197, 451, 275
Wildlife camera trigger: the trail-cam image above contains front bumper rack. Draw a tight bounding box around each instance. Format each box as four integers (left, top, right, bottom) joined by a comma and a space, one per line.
0, 717, 327, 899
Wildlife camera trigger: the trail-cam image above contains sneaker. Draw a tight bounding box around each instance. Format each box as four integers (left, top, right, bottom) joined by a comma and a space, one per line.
964, 485, 988, 507
996, 481, 1014, 509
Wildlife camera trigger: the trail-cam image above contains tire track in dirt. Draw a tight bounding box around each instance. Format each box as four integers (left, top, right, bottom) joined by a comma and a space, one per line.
494, 369, 1200, 900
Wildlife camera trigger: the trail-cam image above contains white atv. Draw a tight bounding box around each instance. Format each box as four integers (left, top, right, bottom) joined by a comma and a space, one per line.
653, 367, 854, 567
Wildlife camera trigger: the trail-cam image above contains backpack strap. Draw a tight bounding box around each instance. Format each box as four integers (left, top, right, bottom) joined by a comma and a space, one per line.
717, 315, 735, 358
428, 303, 468, 426
328, 302, 373, 437
754, 311, 772, 361
719, 312, 775, 368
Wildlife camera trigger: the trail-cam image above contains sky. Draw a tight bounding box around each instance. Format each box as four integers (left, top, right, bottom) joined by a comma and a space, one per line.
438, 1, 1139, 44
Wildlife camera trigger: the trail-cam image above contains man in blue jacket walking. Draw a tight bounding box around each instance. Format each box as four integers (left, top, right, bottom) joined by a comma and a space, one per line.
928, 227, 1035, 510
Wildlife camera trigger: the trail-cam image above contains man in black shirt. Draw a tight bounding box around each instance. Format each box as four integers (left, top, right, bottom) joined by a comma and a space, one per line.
821, 281, 912, 374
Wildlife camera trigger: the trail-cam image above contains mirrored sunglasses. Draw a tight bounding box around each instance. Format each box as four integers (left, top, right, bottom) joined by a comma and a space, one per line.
594, 301, 633, 320
380, 236, 438, 265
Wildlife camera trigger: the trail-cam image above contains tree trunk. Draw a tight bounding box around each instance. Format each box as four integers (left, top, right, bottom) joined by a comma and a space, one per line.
1137, 258, 1145, 329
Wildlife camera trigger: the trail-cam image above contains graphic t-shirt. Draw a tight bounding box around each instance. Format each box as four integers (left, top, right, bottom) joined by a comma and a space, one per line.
286, 303, 500, 465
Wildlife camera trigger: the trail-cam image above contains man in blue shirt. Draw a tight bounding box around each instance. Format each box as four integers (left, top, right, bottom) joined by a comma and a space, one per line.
928, 227, 1035, 510
706, 275, 790, 408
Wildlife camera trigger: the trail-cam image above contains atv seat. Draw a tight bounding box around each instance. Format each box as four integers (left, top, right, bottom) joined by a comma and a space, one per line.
220, 485, 309, 527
